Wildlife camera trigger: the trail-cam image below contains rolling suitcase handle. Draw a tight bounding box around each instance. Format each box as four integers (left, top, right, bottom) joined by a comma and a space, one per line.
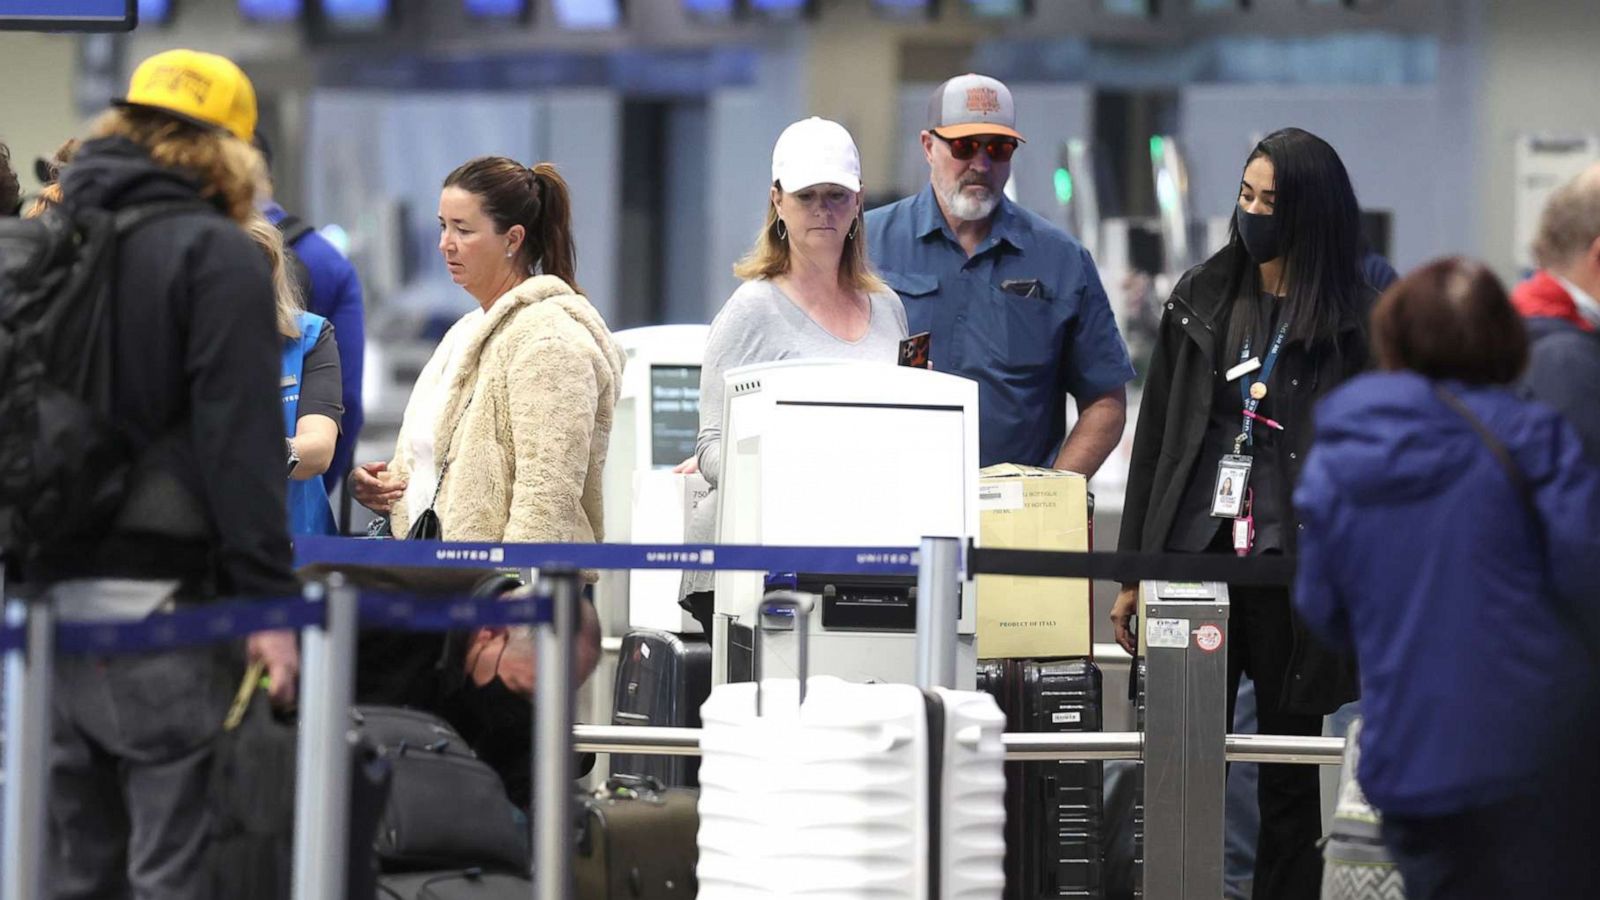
750, 591, 816, 716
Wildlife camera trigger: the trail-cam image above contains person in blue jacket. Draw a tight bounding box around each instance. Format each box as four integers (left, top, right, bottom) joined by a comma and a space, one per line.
1293, 256, 1600, 900
255, 132, 365, 500
248, 214, 343, 536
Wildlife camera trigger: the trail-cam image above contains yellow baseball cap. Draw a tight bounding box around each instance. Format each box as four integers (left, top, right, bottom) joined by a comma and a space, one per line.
116, 49, 258, 142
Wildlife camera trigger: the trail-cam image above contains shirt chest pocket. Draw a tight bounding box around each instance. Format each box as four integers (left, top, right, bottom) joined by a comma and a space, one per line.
972, 279, 1062, 378
883, 271, 938, 303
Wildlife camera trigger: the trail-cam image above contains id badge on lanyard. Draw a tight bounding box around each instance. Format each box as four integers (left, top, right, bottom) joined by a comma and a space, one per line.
1210, 454, 1252, 519
1211, 319, 1289, 555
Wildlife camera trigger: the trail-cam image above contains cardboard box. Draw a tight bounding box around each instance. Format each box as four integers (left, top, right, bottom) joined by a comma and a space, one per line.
976, 464, 1092, 658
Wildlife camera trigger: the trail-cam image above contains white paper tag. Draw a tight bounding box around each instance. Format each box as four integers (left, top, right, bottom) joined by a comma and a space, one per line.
1146, 617, 1190, 649
1051, 711, 1082, 725
1225, 357, 1262, 382
978, 482, 1025, 511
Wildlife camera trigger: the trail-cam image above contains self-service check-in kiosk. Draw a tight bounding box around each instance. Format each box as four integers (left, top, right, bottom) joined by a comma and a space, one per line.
711, 359, 981, 688
597, 325, 710, 637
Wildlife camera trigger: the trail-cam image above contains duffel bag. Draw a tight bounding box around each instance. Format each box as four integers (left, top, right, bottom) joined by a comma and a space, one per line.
353, 705, 528, 873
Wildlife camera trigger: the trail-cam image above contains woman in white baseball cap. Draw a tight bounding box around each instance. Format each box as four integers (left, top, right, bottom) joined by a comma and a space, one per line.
676, 116, 909, 630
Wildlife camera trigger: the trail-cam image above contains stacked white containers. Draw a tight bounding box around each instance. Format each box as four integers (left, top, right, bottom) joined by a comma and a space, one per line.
697, 675, 1006, 899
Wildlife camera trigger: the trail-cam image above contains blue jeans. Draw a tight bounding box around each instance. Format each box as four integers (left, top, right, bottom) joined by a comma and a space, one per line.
1224, 677, 1260, 900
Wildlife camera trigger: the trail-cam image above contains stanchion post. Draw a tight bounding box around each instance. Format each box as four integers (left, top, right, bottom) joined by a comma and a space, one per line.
291, 574, 359, 900
1, 573, 51, 900
1140, 581, 1230, 900
914, 536, 961, 690
533, 569, 580, 900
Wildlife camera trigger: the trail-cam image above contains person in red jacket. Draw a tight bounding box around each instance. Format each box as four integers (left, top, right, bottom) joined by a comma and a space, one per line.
1513, 162, 1600, 463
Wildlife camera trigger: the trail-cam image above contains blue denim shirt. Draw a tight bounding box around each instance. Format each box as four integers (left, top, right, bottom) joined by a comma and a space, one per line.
866, 184, 1135, 468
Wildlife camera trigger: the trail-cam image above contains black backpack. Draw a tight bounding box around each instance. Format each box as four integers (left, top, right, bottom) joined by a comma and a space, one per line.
0, 200, 205, 566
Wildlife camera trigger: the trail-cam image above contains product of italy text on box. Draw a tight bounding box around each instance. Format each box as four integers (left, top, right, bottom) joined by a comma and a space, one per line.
975, 463, 1092, 658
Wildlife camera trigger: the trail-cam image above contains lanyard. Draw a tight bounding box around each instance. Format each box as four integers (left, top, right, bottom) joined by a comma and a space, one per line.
1236, 320, 1289, 452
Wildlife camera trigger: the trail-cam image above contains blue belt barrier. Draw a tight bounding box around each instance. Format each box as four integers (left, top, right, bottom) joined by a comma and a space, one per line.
22, 589, 556, 658
54, 597, 326, 656
357, 590, 551, 632
293, 535, 922, 574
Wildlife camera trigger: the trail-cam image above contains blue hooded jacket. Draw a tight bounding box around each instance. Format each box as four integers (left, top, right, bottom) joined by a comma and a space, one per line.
1294, 371, 1600, 818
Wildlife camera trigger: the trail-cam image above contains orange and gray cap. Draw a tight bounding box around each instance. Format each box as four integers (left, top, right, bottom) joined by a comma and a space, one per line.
926, 73, 1025, 142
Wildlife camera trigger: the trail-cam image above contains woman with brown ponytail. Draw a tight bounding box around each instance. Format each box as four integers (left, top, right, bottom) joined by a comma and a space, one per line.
350, 157, 625, 549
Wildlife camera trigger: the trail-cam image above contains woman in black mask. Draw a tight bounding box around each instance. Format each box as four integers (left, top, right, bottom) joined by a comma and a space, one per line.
1111, 127, 1372, 900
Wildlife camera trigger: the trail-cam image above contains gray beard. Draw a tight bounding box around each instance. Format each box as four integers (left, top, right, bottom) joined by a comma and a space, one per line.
941, 183, 999, 222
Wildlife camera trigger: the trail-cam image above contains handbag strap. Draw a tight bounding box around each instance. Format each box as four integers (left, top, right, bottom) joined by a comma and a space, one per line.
1432, 384, 1547, 553
422, 393, 473, 515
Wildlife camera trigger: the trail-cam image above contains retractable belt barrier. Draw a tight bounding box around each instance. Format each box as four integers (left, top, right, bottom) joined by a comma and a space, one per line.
0, 537, 1334, 900
967, 546, 1298, 586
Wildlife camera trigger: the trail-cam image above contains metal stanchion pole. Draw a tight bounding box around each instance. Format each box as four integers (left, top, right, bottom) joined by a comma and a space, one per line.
914, 536, 961, 690
533, 569, 580, 900
1140, 580, 1230, 900
1, 574, 51, 900
291, 574, 359, 900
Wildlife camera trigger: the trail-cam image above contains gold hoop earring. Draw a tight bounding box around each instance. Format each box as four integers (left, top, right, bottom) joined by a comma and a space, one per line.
775, 219, 788, 241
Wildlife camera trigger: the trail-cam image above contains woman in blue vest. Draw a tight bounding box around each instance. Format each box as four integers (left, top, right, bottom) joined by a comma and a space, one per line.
249, 215, 343, 535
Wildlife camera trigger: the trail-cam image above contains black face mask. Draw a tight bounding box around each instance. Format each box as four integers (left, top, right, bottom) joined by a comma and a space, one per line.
456, 676, 525, 732
1236, 206, 1281, 264
457, 634, 529, 732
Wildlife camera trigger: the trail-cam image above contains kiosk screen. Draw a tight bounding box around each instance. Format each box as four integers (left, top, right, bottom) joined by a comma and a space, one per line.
650, 365, 701, 468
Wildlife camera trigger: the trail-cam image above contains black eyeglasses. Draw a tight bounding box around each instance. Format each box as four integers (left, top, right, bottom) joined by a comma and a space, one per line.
932, 131, 1019, 163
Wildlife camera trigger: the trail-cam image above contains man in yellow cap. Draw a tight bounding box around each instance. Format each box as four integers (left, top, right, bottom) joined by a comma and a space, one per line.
39, 49, 297, 900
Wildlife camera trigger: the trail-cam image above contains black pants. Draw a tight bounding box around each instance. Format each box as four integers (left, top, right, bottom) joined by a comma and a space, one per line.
681, 590, 715, 636
1225, 580, 1324, 900
1382, 797, 1598, 900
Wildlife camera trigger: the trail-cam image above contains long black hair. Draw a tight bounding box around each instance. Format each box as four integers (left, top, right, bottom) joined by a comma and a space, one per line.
1223, 127, 1365, 355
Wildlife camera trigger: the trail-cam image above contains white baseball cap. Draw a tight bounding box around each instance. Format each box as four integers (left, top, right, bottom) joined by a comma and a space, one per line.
927, 73, 1025, 142
771, 117, 862, 194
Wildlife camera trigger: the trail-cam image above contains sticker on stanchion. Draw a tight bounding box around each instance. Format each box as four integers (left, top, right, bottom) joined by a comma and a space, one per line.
1195, 624, 1224, 653
1146, 617, 1190, 649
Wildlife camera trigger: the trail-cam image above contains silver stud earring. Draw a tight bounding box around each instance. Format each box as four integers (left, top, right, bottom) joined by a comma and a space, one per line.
505, 249, 514, 259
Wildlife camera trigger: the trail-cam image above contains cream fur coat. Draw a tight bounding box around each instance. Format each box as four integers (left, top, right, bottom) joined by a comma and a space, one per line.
390, 275, 625, 544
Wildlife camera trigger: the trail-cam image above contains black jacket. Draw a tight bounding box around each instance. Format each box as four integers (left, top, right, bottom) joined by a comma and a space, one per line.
43, 137, 294, 598
1119, 246, 1370, 715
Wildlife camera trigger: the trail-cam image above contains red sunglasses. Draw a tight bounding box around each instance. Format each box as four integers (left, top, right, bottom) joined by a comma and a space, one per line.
933, 131, 1019, 163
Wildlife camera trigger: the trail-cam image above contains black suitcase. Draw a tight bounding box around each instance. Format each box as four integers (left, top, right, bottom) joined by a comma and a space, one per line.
1134, 658, 1145, 900
376, 868, 531, 899
979, 658, 1106, 900
610, 629, 712, 788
